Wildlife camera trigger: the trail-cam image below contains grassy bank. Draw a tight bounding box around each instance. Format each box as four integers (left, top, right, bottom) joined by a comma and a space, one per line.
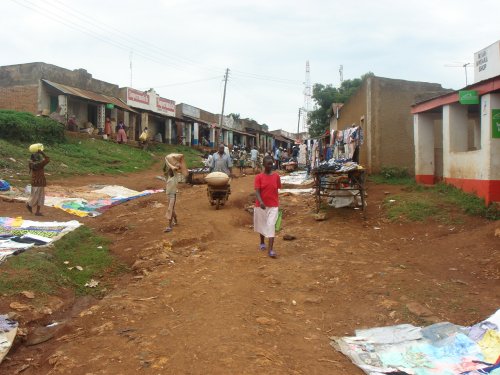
379, 182, 499, 222
0, 226, 125, 296
0, 135, 204, 185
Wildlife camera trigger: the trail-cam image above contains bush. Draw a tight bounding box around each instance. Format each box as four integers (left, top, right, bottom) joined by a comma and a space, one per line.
0, 110, 65, 144
380, 166, 410, 179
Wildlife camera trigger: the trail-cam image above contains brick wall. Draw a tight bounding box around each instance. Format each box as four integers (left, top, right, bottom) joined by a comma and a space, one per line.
0, 84, 38, 113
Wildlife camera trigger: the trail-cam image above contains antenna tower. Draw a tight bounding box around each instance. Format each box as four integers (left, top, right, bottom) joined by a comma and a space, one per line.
339, 65, 344, 84
302, 60, 312, 131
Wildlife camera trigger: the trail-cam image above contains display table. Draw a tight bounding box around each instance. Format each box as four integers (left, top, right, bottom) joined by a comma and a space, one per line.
311, 168, 366, 213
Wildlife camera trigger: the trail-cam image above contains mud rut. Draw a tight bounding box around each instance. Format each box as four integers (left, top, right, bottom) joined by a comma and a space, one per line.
1, 167, 499, 375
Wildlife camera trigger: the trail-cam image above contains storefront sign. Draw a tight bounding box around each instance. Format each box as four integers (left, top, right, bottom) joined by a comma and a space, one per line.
459, 90, 479, 105
492, 109, 500, 138
105, 103, 114, 109
181, 103, 200, 119
156, 97, 175, 116
127, 88, 150, 105
474, 40, 500, 83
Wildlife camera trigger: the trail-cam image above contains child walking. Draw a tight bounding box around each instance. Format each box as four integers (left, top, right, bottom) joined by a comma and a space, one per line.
163, 153, 188, 233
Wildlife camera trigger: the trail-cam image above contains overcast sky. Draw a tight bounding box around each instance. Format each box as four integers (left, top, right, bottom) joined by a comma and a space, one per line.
1, 0, 499, 132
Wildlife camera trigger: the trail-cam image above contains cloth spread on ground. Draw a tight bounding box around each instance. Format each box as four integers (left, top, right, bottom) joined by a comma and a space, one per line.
332, 309, 500, 375
0, 217, 81, 265
0, 185, 164, 218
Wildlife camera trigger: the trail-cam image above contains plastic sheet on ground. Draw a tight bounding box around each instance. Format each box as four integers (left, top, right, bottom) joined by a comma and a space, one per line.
0, 217, 81, 265
331, 309, 500, 375
279, 188, 314, 195
280, 171, 313, 186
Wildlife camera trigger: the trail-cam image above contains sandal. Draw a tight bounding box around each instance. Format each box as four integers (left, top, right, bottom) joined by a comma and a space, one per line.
163, 227, 172, 233
35, 212, 43, 216
259, 243, 266, 251
268, 250, 277, 258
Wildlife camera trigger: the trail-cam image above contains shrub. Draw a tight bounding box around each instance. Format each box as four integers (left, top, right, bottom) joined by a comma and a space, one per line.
0, 110, 65, 144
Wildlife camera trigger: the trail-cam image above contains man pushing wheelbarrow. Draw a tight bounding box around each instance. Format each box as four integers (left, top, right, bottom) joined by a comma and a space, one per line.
206, 145, 233, 209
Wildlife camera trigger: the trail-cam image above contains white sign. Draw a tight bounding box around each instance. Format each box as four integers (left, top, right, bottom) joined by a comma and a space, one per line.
181, 103, 200, 119
126, 88, 176, 117
156, 97, 175, 117
474, 40, 500, 83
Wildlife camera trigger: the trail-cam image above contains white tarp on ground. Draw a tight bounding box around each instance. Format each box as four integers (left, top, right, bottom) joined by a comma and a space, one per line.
280, 171, 313, 186
331, 309, 500, 375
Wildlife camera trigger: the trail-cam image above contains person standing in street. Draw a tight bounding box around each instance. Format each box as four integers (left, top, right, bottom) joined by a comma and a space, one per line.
116, 121, 128, 144
26, 150, 50, 216
250, 146, 259, 174
238, 147, 247, 175
210, 144, 233, 176
104, 117, 112, 139
163, 153, 188, 233
254, 155, 281, 258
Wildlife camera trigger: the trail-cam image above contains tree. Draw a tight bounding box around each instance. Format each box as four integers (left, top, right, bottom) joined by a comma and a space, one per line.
261, 123, 269, 131
228, 113, 240, 120
307, 72, 374, 137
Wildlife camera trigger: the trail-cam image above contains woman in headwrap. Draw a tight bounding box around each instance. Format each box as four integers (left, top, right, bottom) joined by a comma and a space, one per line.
26, 150, 50, 216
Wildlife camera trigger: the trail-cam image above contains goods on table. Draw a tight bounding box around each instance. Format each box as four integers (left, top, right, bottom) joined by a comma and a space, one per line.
29, 143, 44, 153
205, 172, 230, 187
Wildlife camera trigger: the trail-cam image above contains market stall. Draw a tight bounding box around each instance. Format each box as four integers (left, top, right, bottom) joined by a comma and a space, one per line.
311, 160, 366, 213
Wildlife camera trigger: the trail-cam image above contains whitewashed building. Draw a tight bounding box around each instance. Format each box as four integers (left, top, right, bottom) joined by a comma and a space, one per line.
412, 41, 500, 205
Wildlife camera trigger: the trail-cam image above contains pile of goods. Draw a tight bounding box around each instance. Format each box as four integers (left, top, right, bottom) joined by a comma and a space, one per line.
205, 172, 230, 187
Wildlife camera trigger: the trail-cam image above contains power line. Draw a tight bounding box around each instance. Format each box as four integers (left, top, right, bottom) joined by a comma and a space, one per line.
45, 0, 222, 74
141, 76, 223, 90
10, 0, 304, 87
10, 0, 207, 74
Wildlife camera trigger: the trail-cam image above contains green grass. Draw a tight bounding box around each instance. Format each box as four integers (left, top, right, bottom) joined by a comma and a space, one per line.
435, 183, 499, 220
381, 183, 499, 222
384, 194, 440, 222
0, 226, 125, 296
0, 135, 204, 185
369, 167, 416, 186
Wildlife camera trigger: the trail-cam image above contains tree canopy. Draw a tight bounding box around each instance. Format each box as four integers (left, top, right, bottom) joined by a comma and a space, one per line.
307, 72, 374, 137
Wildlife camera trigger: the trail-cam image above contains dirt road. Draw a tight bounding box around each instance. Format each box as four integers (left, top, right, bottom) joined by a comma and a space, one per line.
1, 167, 499, 374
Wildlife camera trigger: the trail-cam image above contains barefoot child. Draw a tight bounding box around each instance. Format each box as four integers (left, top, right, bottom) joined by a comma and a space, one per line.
163, 153, 188, 233
253, 155, 281, 258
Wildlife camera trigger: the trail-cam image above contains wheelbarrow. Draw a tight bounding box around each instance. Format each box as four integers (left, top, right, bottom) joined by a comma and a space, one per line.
207, 184, 231, 210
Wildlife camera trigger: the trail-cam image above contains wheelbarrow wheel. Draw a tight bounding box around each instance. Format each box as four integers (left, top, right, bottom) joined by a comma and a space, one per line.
216, 198, 221, 210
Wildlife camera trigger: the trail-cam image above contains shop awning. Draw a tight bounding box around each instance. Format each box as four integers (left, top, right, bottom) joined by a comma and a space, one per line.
274, 134, 292, 143
232, 129, 256, 137
42, 79, 136, 112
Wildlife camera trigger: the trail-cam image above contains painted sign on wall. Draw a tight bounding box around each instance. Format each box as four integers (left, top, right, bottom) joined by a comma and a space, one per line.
492, 109, 500, 138
474, 40, 500, 83
126, 87, 176, 116
156, 97, 175, 116
127, 88, 150, 106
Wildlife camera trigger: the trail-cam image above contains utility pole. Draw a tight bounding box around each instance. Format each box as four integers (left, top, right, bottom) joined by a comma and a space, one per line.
129, 50, 133, 87
464, 63, 470, 86
219, 68, 229, 146
297, 108, 301, 134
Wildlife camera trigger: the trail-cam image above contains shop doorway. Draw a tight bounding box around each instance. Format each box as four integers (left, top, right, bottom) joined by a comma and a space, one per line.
88, 104, 98, 127
434, 119, 444, 181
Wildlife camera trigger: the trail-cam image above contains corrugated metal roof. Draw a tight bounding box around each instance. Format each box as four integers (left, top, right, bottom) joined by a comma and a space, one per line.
42, 79, 136, 112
